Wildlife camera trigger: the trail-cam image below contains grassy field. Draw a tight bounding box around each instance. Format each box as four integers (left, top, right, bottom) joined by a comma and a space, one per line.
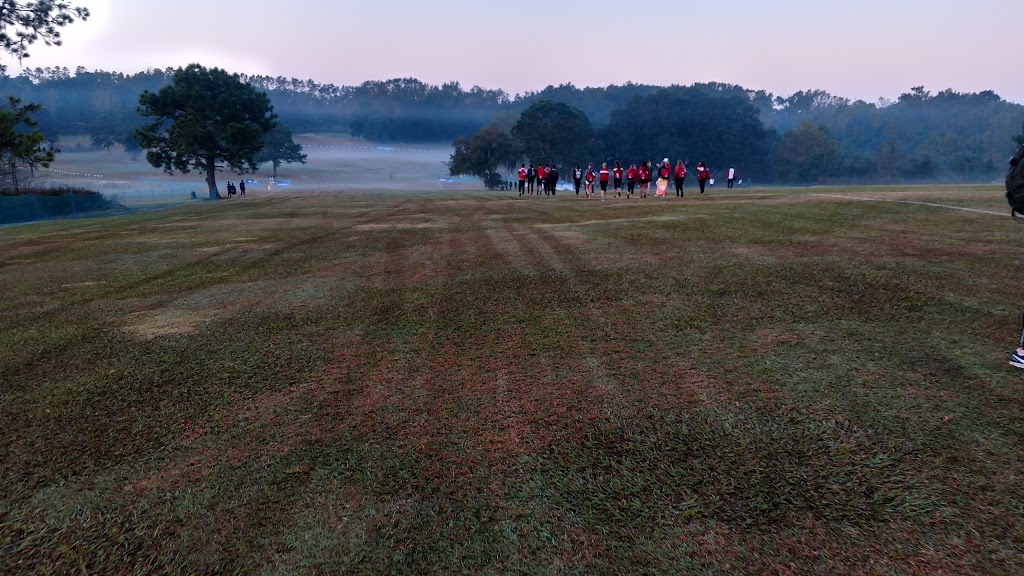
2, 185, 1023, 574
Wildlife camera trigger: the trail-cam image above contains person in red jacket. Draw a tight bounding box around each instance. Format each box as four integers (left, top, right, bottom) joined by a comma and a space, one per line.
695, 161, 710, 195
585, 163, 596, 198
638, 162, 651, 198
599, 162, 610, 200
536, 164, 547, 195
674, 160, 686, 197
518, 164, 527, 196
606, 161, 622, 196
626, 164, 638, 198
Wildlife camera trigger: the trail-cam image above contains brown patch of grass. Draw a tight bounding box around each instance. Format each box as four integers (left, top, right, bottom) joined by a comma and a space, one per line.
120, 307, 217, 338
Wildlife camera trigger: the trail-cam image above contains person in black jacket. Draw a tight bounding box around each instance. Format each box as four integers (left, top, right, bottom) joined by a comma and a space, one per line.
547, 165, 559, 196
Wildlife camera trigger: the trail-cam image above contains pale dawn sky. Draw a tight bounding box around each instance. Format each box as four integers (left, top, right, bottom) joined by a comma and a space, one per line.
9, 0, 1021, 104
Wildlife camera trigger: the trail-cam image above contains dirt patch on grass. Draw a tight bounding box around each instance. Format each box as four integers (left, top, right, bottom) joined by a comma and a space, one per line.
194, 242, 279, 254
537, 214, 706, 228
120, 307, 217, 339
111, 275, 351, 339
354, 221, 446, 231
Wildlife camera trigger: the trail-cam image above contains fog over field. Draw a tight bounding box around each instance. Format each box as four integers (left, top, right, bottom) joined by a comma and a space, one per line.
36, 135, 466, 207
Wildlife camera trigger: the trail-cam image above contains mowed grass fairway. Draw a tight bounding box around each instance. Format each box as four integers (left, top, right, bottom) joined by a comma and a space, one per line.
2, 185, 1023, 574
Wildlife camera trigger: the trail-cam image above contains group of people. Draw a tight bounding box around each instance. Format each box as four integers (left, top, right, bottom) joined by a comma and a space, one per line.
516, 164, 561, 195
516, 159, 737, 200
226, 180, 246, 198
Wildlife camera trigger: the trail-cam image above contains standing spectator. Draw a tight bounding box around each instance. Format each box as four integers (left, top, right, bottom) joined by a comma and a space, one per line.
696, 161, 711, 195
1006, 145, 1024, 368
239, 179, 246, 197
674, 160, 687, 197
613, 161, 624, 197
727, 166, 736, 189
518, 163, 527, 195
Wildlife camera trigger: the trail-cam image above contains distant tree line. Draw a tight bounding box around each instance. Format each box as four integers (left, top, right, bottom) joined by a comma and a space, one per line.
0, 68, 511, 145
453, 84, 1024, 186
1, 67, 1022, 184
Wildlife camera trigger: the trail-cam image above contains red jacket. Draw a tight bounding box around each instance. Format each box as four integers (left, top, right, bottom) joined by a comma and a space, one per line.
659, 165, 671, 179
696, 166, 710, 181
613, 166, 623, 179
626, 167, 637, 181
674, 165, 686, 178
518, 167, 527, 180
599, 168, 610, 182
537, 166, 546, 179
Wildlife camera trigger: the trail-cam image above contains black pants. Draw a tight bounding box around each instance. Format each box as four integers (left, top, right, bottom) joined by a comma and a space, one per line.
548, 179, 557, 195
527, 177, 535, 193
518, 180, 525, 194
699, 179, 707, 194
675, 177, 684, 196
727, 178, 735, 189
627, 180, 636, 194
574, 178, 581, 194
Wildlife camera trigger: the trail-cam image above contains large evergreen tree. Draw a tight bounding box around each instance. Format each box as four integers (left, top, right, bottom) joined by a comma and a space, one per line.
602, 87, 772, 177
447, 125, 518, 189
0, 1, 89, 72
136, 64, 276, 199
0, 1, 88, 191
256, 121, 306, 178
0, 96, 52, 190
511, 100, 595, 169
